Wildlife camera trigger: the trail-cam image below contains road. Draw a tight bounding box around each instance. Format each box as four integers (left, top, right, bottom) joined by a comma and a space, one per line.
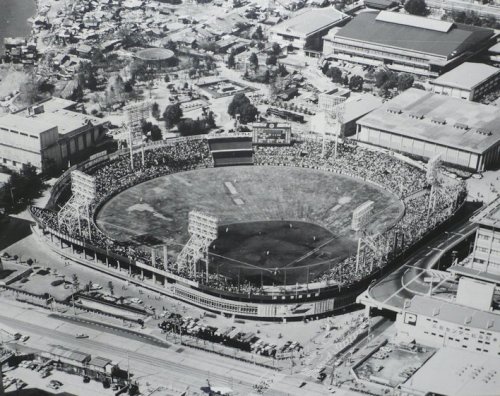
0, 299, 339, 396
365, 204, 479, 311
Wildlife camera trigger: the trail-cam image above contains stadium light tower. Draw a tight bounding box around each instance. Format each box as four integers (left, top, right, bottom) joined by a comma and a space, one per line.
126, 102, 149, 170
426, 154, 441, 220
318, 94, 345, 159
351, 201, 374, 273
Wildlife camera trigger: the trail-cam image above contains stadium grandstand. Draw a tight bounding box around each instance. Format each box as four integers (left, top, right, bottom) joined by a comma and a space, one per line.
29, 135, 466, 320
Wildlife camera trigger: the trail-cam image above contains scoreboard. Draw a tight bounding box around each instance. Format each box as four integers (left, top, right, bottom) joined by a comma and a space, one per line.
252, 122, 291, 145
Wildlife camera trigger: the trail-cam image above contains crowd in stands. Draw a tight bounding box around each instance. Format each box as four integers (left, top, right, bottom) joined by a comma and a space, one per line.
30, 137, 466, 295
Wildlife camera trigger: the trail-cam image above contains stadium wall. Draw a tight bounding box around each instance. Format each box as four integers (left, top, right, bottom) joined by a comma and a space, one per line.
32, 135, 467, 320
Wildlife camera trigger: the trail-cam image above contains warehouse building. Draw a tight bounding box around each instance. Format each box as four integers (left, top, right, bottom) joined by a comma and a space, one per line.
355, 88, 500, 172
270, 7, 350, 57
323, 11, 495, 77
430, 62, 500, 102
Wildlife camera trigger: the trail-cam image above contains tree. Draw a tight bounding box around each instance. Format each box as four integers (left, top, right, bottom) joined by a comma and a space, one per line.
72, 274, 80, 290
177, 118, 209, 136
249, 53, 259, 71
227, 52, 236, 69
108, 281, 114, 296
349, 75, 364, 92
164, 74, 170, 83
26, 258, 34, 266
271, 43, 281, 56
252, 25, 264, 40
152, 102, 160, 120
326, 66, 343, 83
397, 73, 414, 91
266, 54, 277, 66
404, 0, 427, 16
163, 103, 183, 128
228, 93, 258, 124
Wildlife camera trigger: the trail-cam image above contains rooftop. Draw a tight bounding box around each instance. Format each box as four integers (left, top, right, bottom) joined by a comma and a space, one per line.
272, 7, 349, 38
449, 265, 500, 286
0, 114, 55, 135
15, 97, 77, 116
470, 196, 500, 228
431, 62, 500, 91
406, 294, 500, 333
332, 11, 494, 58
88, 356, 112, 368
402, 347, 500, 396
357, 88, 500, 154
29, 109, 105, 136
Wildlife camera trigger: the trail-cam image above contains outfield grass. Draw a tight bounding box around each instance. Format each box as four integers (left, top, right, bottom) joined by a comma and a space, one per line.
96, 166, 403, 284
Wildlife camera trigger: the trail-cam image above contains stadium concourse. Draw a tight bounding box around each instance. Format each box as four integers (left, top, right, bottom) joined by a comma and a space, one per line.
29, 136, 466, 319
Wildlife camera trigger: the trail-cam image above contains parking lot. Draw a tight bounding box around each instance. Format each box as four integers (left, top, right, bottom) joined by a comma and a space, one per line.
3, 365, 116, 396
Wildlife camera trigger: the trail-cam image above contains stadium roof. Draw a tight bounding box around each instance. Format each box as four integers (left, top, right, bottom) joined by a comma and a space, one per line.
401, 347, 500, 396
333, 11, 494, 58
0, 114, 55, 135
272, 7, 349, 38
431, 62, 500, 91
357, 88, 500, 154
406, 294, 500, 332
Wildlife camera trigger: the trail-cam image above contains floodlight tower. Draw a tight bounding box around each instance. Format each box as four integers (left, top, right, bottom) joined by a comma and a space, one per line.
126, 102, 149, 170
426, 154, 441, 220
351, 201, 374, 273
318, 94, 345, 159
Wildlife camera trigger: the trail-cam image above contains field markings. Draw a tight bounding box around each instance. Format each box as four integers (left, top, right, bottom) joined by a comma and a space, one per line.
224, 181, 238, 195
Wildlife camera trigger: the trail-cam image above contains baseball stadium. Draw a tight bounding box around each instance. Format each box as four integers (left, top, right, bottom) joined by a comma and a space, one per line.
29, 134, 466, 320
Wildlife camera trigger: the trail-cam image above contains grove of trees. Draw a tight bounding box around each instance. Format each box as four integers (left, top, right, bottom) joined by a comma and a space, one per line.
227, 93, 258, 124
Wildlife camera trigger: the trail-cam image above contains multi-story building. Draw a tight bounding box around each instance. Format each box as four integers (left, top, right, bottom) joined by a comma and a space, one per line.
355, 88, 500, 172
455, 197, 500, 279
396, 293, 500, 356
430, 62, 500, 101
323, 11, 495, 77
270, 7, 350, 57
0, 114, 61, 172
0, 97, 108, 173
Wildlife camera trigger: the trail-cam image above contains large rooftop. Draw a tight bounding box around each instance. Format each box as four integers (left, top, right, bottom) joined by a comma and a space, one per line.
0, 114, 55, 135
406, 294, 500, 333
357, 88, 500, 154
272, 7, 349, 38
431, 62, 500, 91
402, 347, 500, 396
29, 109, 105, 136
333, 11, 494, 58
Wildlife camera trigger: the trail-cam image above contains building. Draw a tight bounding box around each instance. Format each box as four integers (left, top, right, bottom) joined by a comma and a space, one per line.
355, 88, 500, 172
270, 7, 350, 57
426, 0, 500, 22
0, 114, 61, 172
323, 11, 495, 77
430, 62, 500, 102
0, 98, 108, 173
451, 197, 500, 280
311, 94, 382, 139
399, 347, 500, 396
395, 294, 500, 356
